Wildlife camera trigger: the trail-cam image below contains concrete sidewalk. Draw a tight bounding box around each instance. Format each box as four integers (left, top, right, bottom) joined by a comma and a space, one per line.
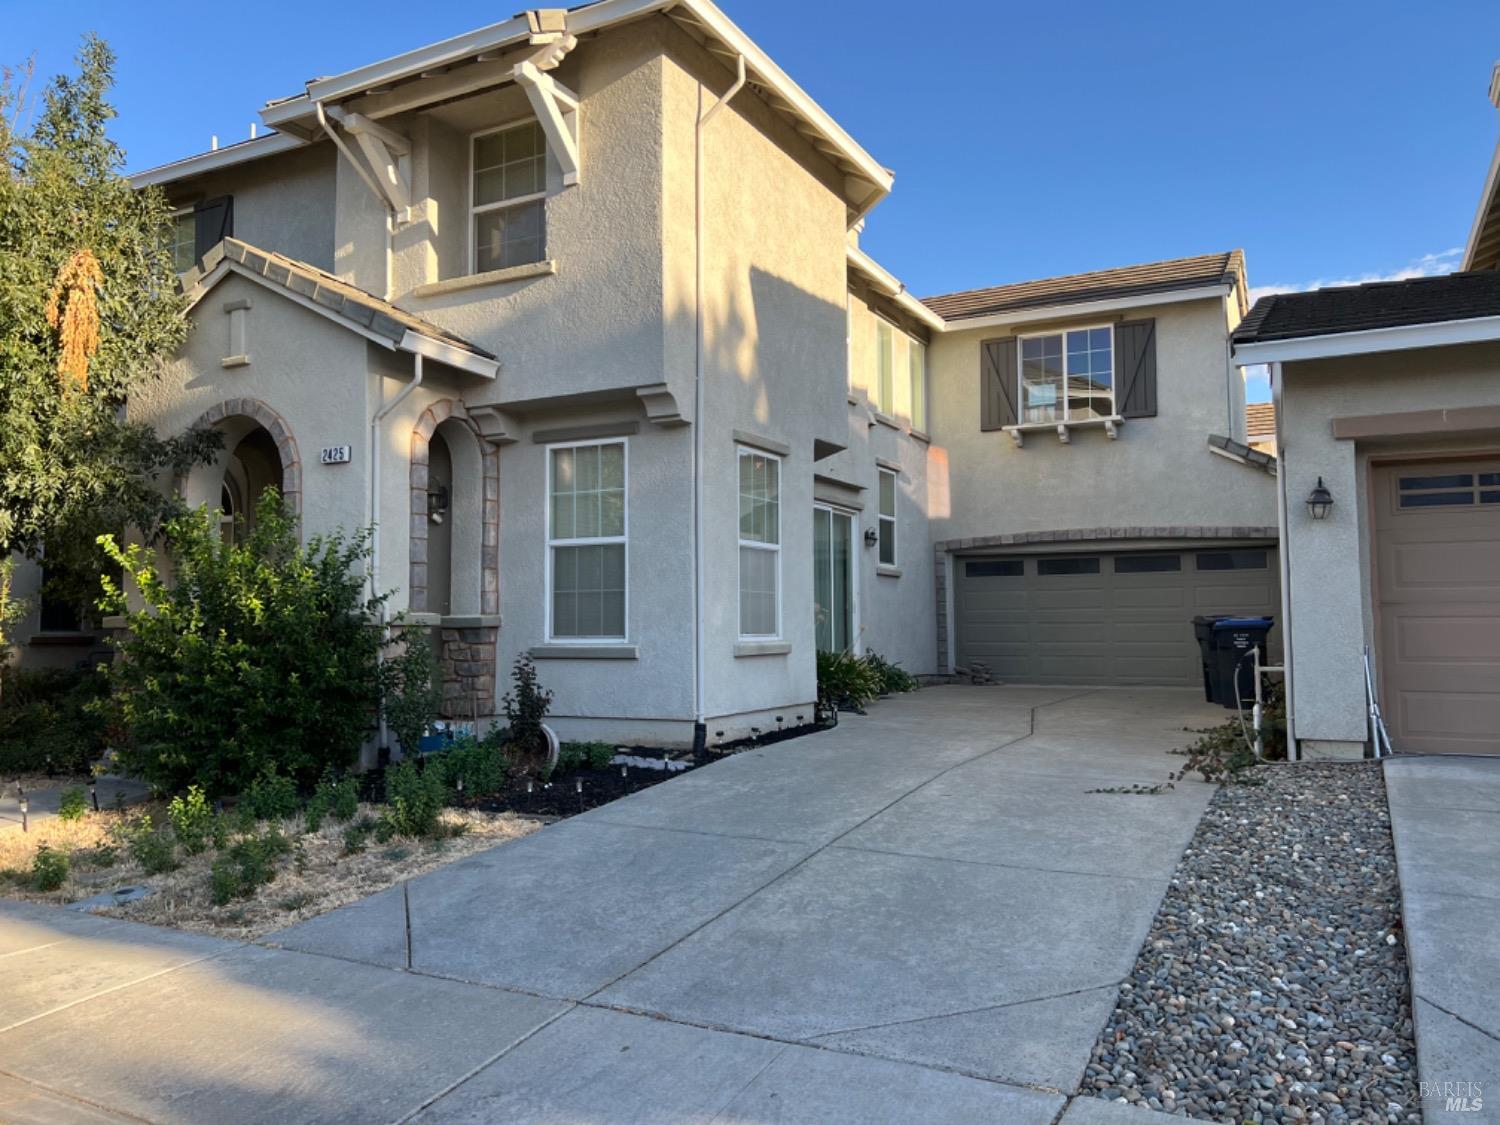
1385, 756, 1500, 1124
0, 686, 1226, 1123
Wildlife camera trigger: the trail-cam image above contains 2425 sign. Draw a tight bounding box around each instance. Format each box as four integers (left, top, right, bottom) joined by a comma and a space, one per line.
320, 445, 352, 465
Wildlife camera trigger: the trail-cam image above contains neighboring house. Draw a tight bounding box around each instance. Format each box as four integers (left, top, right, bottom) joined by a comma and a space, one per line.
9, 0, 1275, 751
1246, 402, 1277, 455
1229, 61, 1500, 759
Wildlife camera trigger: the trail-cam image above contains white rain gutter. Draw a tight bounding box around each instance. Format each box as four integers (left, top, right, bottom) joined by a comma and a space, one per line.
1269, 360, 1297, 760
316, 100, 395, 301
692, 54, 747, 747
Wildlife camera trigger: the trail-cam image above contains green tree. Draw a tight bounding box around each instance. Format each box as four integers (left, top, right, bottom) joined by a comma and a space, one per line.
99, 491, 388, 795
0, 39, 217, 641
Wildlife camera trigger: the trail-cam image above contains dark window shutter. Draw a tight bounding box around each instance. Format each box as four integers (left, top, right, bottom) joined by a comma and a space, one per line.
980, 338, 1018, 430
193, 195, 234, 260
1116, 318, 1157, 418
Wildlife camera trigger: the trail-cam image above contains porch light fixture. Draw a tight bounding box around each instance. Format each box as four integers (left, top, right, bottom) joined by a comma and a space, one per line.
426, 482, 450, 525
1306, 477, 1334, 521
863, 527, 879, 548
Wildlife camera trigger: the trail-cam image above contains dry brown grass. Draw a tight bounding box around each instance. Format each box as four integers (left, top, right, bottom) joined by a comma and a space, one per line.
0, 803, 540, 940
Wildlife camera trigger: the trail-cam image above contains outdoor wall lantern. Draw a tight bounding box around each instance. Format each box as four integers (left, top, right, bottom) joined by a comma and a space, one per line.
863, 527, 879, 548
426, 482, 450, 525
1306, 477, 1334, 521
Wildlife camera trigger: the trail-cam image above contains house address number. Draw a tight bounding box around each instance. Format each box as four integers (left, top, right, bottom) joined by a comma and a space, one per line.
321, 445, 353, 465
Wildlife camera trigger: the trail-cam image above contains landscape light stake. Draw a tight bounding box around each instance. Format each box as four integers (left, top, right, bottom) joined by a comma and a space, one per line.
19, 791, 28, 833
575, 778, 584, 813
775, 715, 784, 737
90, 781, 99, 812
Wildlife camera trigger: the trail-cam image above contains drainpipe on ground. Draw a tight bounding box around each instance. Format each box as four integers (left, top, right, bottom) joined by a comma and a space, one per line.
1270, 360, 1297, 759
692, 55, 747, 752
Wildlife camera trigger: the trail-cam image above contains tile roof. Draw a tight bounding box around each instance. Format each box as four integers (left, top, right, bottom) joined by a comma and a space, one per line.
183, 238, 496, 361
921, 251, 1246, 323
1233, 270, 1500, 345
1245, 402, 1276, 436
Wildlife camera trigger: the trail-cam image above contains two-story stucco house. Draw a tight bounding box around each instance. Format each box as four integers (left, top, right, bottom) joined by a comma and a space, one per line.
11, 0, 1281, 754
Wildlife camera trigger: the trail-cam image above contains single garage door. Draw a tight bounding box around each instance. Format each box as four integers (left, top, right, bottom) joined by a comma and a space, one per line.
954, 546, 1280, 686
1374, 460, 1500, 755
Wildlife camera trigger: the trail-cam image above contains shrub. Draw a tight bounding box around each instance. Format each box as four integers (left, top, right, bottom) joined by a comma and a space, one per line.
383, 759, 445, 838
558, 741, 614, 773
327, 775, 360, 822
208, 828, 291, 905
341, 821, 371, 855
441, 737, 507, 800
1170, 682, 1287, 785
862, 652, 919, 696
56, 786, 88, 821
0, 665, 109, 777
121, 815, 177, 874
241, 769, 300, 822
72, 843, 117, 869
816, 650, 881, 715
31, 845, 68, 891
502, 655, 552, 758
167, 786, 214, 854
99, 491, 386, 796
383, 628, 443, 758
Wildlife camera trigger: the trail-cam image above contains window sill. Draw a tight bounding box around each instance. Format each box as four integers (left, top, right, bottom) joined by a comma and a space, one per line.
733, 640, 791, 658
1002, 416, 1123, 447
876, 565, 902, 578
412, 260, 557, 298
908, 428, 931, 444
530, 643, 638, 660
871, 411, 901, 431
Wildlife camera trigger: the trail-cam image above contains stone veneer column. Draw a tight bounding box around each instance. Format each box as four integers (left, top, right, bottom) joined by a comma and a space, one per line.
439, 625, 499, 720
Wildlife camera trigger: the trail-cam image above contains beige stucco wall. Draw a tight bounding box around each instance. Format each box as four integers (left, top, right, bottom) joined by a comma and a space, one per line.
169, 144, 337, 273
1279, 339, 1500, 749
928, 295, 1275, 541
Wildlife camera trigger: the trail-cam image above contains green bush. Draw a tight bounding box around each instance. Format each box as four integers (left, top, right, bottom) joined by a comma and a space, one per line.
121, 815, 177, 874
558, 741, 614, 773
383, 629, 443, 758
208, 827, 292, 905
31, 845, 68, 891
167, 786, 214, 854
241, 769, 300, 822
304, 772, 360, 831
341, 821, 371, 855
502, 655, 552, 758
0, 665, 109, 777
441, 737, 507, 800
861, 652, 920, 696
383, 759, 445, 838
816, 650, 881, 715
56, 786, 88, 821
99, 491, 386, 796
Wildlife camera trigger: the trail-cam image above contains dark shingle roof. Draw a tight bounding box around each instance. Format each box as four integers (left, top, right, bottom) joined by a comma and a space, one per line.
922, 251, 1246, 322
183, 238, 496, 361
1233, 270, 1500, 345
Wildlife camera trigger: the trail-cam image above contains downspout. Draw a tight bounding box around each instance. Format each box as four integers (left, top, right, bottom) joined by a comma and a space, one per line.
1270, 360, 1297, 759
370, 353, 424, 751
316, 100, 395, 301
692, 55, 747, 749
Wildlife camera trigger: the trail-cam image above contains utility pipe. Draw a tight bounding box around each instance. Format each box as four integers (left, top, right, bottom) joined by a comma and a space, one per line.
692, 55, 747, 748
370, 353, 424, 612
1270, 360, 1297, 759
316, 100, 395, 300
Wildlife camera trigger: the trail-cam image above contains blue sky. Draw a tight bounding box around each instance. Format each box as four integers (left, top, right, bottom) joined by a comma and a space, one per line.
10, 0, 1500, 401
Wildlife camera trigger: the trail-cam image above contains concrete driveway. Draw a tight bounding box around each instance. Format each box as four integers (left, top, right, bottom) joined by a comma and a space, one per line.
0, 686, 1226, 1124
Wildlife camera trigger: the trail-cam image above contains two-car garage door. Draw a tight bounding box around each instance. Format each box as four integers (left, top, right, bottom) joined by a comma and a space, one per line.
954, 547, 1280, 686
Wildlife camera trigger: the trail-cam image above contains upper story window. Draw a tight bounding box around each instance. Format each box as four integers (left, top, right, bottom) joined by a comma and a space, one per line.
1019, 326, 1113, 423
738, 448, 781, 639
168, 210, 196, 273
877, 467, 897, 568
875, 318, 895, 414
547, 440, 627, 641
908, 337, 927, 432
471, 120, 547, 273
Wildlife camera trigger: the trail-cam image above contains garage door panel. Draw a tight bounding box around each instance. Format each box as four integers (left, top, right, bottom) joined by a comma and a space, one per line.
954, 547, 1279, 687
1375, 459, 1500, 755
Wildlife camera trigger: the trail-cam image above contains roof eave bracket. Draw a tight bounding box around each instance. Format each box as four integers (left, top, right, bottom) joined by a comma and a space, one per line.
338, 110, 414, 217
514, 59, 581, 186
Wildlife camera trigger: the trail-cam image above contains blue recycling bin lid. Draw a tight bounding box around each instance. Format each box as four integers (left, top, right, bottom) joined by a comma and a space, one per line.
1211, 616, 1273, 630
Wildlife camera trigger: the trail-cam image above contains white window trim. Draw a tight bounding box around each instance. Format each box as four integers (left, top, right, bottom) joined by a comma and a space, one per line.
544, 437, 629, 644
874, 315, 897, 416
1016, 322, 1116, 425
468, 118, 549, 277
876, 467, 898, 570
737, 446, 782, 642
907, 335, 927, 433
813, 502, 861, 654
169, 206, 195, 274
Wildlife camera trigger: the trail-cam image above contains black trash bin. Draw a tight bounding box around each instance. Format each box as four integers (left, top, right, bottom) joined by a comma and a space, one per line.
1206, 616, 1275, 709
1191, 615, 1228, 703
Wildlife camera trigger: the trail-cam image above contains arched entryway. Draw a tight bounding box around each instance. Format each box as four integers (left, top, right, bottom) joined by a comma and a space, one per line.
182, 399, 303, 528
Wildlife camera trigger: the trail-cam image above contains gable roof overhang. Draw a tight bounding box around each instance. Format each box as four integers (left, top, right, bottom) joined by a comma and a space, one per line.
133, 1, 892, 222
846, 245, 945, 332
183, 238, 499, 379
1462, 63, 1500, 271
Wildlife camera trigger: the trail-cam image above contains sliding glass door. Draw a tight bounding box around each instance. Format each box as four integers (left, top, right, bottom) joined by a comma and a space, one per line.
813, 505, 856, 653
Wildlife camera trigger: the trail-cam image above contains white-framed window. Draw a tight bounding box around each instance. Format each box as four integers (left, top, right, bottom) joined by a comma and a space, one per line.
874, 318, 895, 414
1019, 325, 1113, 424
877, 467, 897, 568
471, 119, 547, 274
168, 208, 195, 273
908, 336, 927, 432
546, 439, 627, 641
737, 447, 781, 639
